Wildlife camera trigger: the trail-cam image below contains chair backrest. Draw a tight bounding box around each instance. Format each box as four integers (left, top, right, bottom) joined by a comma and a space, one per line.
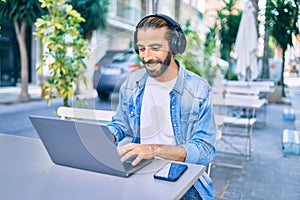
57, 106, 114, 122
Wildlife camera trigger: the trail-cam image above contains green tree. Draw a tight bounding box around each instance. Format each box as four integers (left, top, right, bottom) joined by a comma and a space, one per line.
69, 0, 109, 95
177, 20, 202, 77
217, 0, 242, 62
70, 0, 109, 41
216, 0, 241, 80
269, 0, 299, 96
261, 0, 272, 79
0, 0, 44, 102
203, 24, 219, 85
177, 20, 219, 85
34, 0, 89, 107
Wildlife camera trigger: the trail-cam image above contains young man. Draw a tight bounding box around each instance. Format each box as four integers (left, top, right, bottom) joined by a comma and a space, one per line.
108, 14, 216, 200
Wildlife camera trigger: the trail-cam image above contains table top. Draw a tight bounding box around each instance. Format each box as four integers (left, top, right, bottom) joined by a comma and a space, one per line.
0, 133, 205, 200
222, 80, 274, 87
221, 80, 275, 93
213, 96, 265, 109
213, 86, 260, 95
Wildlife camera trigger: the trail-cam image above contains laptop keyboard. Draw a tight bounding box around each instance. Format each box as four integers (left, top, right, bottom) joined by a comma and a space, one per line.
122, 155, 137, 171
123, 161, 135, 171
122, 156, 149, 171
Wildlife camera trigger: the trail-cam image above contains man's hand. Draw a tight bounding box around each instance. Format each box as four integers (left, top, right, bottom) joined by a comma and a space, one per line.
118, 143, 186, 166
118, 143, 160, 166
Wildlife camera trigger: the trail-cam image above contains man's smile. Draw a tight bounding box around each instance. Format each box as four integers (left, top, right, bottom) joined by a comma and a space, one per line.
145, 62, 160, 69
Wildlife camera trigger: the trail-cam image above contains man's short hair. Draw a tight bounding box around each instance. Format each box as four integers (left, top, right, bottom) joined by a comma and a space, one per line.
134, 14, 186, 54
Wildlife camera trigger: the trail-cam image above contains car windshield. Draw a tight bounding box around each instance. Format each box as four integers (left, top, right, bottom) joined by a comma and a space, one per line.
111, 52, 132, 62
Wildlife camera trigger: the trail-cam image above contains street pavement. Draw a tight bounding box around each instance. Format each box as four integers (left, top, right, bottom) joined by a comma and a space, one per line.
211, 76, 300, 200
211, 104, 300, 199
0, 77, 300, 199
0, 85, 42, 112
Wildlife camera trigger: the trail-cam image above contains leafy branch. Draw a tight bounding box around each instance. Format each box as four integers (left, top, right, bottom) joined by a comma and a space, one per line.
34, 0, 89, 106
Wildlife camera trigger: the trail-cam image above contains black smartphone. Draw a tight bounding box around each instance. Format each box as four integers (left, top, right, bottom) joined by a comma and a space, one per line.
154, 162, 188, 181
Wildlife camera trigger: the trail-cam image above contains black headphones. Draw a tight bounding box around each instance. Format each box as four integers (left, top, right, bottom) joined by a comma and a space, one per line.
134, 13, 187, 55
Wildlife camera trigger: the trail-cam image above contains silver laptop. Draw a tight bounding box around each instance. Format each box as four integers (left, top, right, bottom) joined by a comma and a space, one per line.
29, 115, 153, 177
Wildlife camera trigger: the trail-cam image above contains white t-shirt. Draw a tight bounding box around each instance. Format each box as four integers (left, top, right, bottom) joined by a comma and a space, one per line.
140, 77, 177, 145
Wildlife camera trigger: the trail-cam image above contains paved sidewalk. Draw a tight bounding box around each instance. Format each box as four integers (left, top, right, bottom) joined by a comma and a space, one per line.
211, 76, 300, 200
0, 85, 42, 104
0, 85, 60, 115
211, 104, 300, 199
0, 84, 96, 114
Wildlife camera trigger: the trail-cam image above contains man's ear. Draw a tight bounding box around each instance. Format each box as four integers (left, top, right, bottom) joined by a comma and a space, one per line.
171, 53, 176, 59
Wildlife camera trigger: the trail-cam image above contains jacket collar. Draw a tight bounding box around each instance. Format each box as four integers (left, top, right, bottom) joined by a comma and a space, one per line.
172, 60, 185, 95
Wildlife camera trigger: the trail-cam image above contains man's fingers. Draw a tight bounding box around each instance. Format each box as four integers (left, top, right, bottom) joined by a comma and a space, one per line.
118, 144, 154, 166
118, 147, 126, 156
131, 155, 144, 166
120, 151, 135, 163
117, 143, 135, 156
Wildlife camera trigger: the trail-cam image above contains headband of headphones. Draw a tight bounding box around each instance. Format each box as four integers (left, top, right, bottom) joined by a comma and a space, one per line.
134, 13, 187, 54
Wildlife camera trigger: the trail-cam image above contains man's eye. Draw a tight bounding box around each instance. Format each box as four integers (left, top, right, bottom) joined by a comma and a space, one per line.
152, 47, 160, 51
139, 48, 145, 52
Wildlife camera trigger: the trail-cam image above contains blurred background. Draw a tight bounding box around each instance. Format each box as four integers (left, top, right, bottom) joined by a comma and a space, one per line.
0, 0, 299, 103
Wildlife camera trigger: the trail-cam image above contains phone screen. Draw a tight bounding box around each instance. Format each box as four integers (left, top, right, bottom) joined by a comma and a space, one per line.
154, 162, 188, 181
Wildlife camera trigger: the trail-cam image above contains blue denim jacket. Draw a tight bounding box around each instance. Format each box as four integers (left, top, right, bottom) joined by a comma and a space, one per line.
108, 62, 216, 199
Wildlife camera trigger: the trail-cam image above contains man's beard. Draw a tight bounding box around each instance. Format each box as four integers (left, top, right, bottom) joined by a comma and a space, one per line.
141, 52, 172, 78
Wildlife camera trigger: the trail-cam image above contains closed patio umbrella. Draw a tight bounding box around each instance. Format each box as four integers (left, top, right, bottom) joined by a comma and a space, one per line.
234, 0, 258, 81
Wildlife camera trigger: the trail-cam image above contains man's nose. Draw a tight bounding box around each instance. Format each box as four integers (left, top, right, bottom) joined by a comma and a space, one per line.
142, 48, 152, 61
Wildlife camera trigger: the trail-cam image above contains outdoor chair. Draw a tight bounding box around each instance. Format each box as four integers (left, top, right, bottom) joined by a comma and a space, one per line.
212, 85, 267, 126
211, 92, 261, 173
57, 106, 114, 122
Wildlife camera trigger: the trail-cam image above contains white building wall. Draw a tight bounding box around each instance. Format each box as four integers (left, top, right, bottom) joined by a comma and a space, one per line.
155, 0, 175, 16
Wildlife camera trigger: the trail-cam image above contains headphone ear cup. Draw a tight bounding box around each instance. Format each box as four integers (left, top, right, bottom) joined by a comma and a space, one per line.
176, 32, 187, 54
170, 32, 186, 54
170, 36, 178, 54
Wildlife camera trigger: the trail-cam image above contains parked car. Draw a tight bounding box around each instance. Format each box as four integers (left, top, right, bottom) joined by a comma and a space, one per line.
93, 49, 142, 100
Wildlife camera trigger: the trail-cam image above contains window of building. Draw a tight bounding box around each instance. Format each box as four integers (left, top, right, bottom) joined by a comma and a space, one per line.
109, 0, 146, 24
